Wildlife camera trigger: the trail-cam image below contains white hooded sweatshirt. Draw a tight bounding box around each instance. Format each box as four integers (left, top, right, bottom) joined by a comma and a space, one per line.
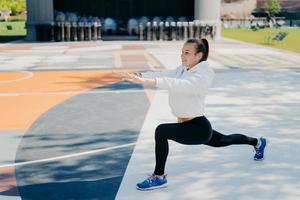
141, 61, 215, 118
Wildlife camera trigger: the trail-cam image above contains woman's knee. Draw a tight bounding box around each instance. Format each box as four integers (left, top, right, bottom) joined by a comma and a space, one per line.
155, 124, 169, 140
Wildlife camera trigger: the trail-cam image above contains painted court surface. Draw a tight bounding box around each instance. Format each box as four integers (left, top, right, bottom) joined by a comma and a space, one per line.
0, 39, 300, 200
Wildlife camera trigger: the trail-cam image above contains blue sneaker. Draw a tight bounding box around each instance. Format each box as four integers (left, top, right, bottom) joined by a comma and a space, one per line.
136, 174, 167, 191
254, 137, 267, 161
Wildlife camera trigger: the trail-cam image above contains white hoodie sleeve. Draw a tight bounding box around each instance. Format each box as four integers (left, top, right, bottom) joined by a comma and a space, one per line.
156, 66, 215, 94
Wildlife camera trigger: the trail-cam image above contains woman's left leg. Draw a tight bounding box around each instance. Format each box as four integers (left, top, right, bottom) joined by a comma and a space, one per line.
136, 117, 212, 190
154, 117, 212, 175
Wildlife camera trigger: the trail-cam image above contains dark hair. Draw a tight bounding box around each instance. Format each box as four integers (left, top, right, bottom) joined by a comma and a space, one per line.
185, 38, 209, 62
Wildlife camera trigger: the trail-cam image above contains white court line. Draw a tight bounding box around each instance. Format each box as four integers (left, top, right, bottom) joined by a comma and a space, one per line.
0, 142, 136, 169
147, 62, 156, 71
0, 71, 33, 84
0, 89, 151, 96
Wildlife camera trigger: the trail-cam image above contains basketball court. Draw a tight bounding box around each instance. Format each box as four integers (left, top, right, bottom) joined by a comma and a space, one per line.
1, 39, 300, 199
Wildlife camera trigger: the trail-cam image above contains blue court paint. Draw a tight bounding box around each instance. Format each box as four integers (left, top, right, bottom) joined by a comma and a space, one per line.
15, 82, 150, 200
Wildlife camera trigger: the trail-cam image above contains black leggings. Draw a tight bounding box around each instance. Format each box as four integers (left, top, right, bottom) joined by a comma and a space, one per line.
154, 116, 258, 175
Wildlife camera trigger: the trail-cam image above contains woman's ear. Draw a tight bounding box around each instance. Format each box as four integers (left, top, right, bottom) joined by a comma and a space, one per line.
197, 52, 203, 62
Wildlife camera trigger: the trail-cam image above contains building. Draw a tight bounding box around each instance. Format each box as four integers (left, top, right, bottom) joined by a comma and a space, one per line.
26, 0, 221, 41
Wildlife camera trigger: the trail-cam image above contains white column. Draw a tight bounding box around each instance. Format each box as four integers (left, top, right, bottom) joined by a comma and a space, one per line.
194, 0, 221, 40
26, 0, 54, 41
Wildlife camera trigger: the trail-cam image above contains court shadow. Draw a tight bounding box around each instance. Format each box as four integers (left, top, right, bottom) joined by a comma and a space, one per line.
16, 177, 122, 200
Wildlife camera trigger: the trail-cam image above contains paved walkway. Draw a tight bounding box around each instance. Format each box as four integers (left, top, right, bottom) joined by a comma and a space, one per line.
0, 38, 300, 200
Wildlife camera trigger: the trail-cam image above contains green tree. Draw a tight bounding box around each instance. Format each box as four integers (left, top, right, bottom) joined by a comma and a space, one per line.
0, 0, 26, 13
266, 0, 281, 17
0, 0, 11, 11
0, 0, 11, 21
11, 0, 26, 15
1, 0, 26, 21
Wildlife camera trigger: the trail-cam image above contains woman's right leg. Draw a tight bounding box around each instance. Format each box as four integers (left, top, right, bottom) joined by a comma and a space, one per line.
206, 130, 267, 161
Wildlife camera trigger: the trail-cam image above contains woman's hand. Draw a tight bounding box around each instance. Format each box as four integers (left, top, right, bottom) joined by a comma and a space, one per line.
114, 71, 156, 87
120, 71, 145, 84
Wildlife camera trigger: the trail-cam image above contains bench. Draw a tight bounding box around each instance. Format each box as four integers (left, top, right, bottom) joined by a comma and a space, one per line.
264, 31, 288, 44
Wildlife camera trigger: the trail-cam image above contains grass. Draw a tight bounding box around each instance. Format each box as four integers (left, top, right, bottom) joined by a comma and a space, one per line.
222, 27, 300, 53
0, 21, 26, 42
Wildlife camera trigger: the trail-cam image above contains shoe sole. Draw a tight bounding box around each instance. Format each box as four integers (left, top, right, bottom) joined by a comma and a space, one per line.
136, 184, 168, 191
254, 157, 264, 161
254, 138, 267, 161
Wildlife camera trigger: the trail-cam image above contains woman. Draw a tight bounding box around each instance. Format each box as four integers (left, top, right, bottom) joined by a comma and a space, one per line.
119, 38, 267, 191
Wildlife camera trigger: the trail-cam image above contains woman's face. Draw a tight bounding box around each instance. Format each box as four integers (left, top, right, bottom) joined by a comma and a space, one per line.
181, 43, 203, 69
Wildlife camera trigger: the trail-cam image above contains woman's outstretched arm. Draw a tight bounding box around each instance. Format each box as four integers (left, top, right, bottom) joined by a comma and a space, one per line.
117, 71, 157, 87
